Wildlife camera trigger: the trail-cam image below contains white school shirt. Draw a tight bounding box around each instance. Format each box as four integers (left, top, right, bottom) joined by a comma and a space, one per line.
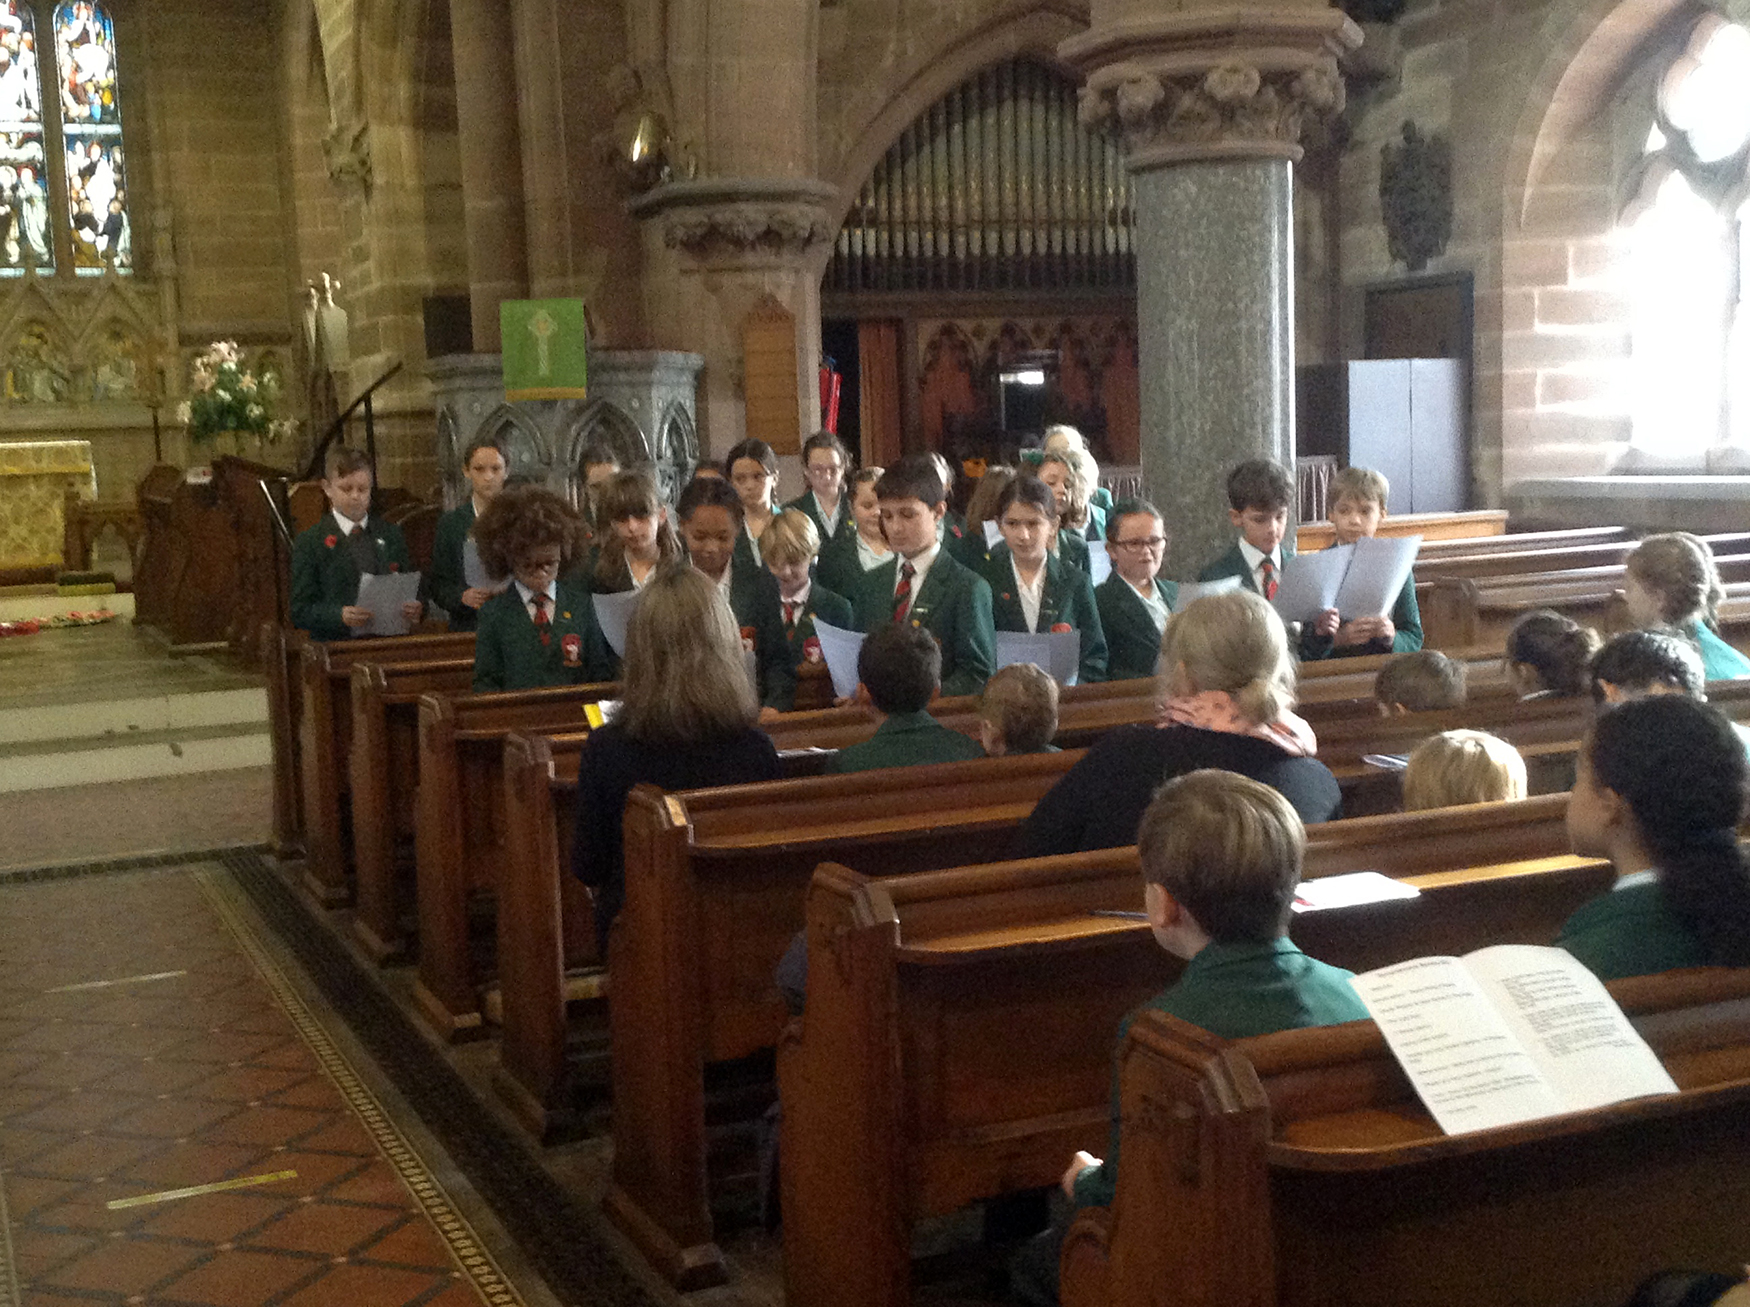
856, 533, 891, 572
1011, 556, 1047, 633
513, 578, 558, 623
781, 580, 812, 626
1613, 870, 1658, 893
896, 541, 941, 599
331, 509, 368, 536
1128, 575, 1171, 633
819, 496, 843, 538
1236, 538, 1282, 593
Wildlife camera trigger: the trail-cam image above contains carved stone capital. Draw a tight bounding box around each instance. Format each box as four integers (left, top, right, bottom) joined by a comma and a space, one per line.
1060, 10, 1362, 169
627, 178, 838, 261
323, 120, 373, 196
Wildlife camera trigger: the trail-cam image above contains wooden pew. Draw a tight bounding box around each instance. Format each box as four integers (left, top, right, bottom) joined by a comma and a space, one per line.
264, 622, 306, 858
1415, 531, 1750, 583
348, 657, 476, 960
776, 799, 1621, 1307
1297, 509, 1508, 552
298, 631, 475, 904
1060, 967, 1750, 1307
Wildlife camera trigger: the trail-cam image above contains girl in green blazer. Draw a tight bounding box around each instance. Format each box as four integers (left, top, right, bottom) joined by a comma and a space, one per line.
427, 438, 507, 631
979, 475, 1108, 684
471, 484, 616, 692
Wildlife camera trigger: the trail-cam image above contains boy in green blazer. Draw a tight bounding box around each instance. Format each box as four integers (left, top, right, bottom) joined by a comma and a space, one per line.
784, 431, 858, 554
1012, 771, 1368, 1306
977, 473, 1108, 685
290, 447, 421, 642
761, 508, 853, 669
471, 484, 616, 691
849, 455, 997, 697
1196, 457, 1296, 597
1298, 466, 1424, 660
829, 623, 984, 773
427, 437, 506, 631
1094, 499, 1179, 682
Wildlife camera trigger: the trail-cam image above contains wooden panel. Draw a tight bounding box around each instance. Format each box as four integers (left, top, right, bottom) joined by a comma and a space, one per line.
743, 296, 801, 455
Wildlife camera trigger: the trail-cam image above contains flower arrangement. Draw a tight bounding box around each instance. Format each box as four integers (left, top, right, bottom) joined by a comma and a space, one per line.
176, 341, 293, 447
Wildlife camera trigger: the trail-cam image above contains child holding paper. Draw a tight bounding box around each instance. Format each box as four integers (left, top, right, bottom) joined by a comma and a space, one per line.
978, 474, 1108, 685
1559, 694, 1750, 980
1197, 458, 1295, 597
759, 508, 852, 672
1010, 769, 1368, 1306
829, 623, 984, 773
471, 485, 616, 692
590, 470, 681, 593
290, 446, 422, 641
427, 437, 505, 631
1301, 467, 1423, 659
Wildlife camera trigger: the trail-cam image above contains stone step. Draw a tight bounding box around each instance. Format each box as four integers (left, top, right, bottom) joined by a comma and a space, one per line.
0, 719, 271, 793
0, 687, 267, 748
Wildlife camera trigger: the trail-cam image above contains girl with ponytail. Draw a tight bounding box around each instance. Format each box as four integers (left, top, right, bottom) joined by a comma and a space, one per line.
1623, 533, 1750, 682
1560, 695, 1750, 979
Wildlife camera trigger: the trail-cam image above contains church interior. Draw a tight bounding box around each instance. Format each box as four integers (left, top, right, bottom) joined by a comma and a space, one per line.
4, 0, 1750, 1304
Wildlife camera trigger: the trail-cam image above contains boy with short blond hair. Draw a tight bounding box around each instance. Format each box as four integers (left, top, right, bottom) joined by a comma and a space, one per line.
1374, 649, 1467, 714
1011, 769, 1367, 1305
1402, 729, 1528, 811
1302, 465, 1424, 659
977, 663, 1060, 755
759, 507, 853, 669
1196, 458, 1296, 598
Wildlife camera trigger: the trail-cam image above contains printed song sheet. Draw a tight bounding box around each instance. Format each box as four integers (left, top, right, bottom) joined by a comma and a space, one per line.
1269, 545, 1351, 623
461, 538, 510, 595
592, 590, 641, 657
995, 630, 1081, 686
1171, 575, 1242, 611
353, 571, 422, 638
813, 619, 866, 701
1085, 541, 1111, 585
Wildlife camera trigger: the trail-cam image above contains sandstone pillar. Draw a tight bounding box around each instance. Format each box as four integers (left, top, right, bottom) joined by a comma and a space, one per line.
1061, 7, 1359, 576
449, 0, 529, 351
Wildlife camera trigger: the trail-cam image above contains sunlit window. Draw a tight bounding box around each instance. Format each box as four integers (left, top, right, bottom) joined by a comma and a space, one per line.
1625, 17, 1750, 463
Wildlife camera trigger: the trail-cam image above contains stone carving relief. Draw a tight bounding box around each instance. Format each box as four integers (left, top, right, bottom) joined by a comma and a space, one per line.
1079, 61, 1346, 166
89, 322, 141, 401
4, 322, 70, 402
323, 119, 373, 195
1379, 120, 1453, 273
661, 202, 834, 256
479, 404, 549, 482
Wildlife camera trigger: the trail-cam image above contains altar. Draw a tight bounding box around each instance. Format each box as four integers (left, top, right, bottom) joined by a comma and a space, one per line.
0, 440, 98, 579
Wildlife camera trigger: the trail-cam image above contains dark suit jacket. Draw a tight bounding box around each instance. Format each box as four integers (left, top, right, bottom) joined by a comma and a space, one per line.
826, 710, 985, 773
1095, 573, 1179, 682
472, 578, 617, 692
1298, 570, 1424, 660
290, 511, 414, 642
428, 502, 477, 630
784, 489, 856, 552
978, 547, 1109, 684
816, 533, 888, 600
1196, 540, 1296, 595
780, 583, 853, 668
849, 549, 997, 697
728, 558, 799, 711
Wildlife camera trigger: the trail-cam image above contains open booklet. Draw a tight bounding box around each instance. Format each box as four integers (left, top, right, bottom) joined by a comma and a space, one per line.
353, 570, 423, 637
1349, 944, 1678, 1135
1270, 535, 1421, 625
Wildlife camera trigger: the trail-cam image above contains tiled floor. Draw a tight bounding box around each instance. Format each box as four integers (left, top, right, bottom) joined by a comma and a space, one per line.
0, 866, 553, 1307
0, 771, 271, 871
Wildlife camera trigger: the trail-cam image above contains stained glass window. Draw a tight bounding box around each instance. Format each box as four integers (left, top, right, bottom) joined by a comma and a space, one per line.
0, 1, 51, 273
54, 0, 125, 273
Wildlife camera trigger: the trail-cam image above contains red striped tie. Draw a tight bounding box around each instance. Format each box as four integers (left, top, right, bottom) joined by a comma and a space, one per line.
532, 592, 551, 646
1259, 558, 1277, 601
892, 560, 916, 624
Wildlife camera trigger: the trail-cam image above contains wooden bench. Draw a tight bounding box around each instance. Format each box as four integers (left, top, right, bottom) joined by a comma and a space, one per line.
1060, 967, 1750, 1307
264, 622, 306, 858
776, 797, 1615, 1307
1296, 509, 1508, 552
1414, 531, 1750, 583
348, 656, 476, 960
298, 631, 476, 904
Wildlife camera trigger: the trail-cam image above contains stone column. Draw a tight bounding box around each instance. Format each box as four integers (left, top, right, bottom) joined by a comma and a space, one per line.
1061, 8, 1359, 577
449, 0, 529, 352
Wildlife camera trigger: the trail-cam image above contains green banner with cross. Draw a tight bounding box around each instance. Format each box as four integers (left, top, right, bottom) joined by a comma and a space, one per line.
500, 299, 589, 401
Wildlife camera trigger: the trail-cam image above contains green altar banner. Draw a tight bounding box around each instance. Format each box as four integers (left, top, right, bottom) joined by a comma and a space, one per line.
501, 299, 589, 401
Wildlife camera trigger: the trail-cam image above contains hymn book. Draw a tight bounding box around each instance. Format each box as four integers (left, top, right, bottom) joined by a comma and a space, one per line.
1350, 945, 1677, 1135
1270, 535, 1421, 625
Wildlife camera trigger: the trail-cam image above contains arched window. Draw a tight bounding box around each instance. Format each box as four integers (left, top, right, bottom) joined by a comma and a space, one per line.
0, 0, 130, 278
1623, 16, 1750, 463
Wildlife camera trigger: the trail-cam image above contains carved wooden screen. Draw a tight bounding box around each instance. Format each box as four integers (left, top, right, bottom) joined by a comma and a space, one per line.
826, 59, 1135, 294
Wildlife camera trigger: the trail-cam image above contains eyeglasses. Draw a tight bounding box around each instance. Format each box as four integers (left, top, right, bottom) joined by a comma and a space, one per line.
1110, 537, 1166, 552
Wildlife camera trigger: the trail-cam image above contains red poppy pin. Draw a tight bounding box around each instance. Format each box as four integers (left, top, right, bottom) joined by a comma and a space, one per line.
1051, 622, 1073, 634
389, 563, 400, 573
740, 624, 757, 653
324, 534, 337, 548
561, 633, 583, 667
1001, 592, 1012, 601
802, 635, 823, 664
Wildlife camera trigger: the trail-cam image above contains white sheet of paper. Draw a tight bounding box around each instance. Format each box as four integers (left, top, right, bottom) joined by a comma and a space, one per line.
983, 520, 1002, 548
353, 570, 423, 638
1292, 871, 1420, 914
1335, 534, 1421, 620
1085, 540, 1111, 585
1170, 575, 1241, 611
995, 629, 1081, 687
592, 591, 641, 658
461, 537, 511, 596
813, 619, 866, 701
1270, 544, 1352, 624
744, 647, 761, 696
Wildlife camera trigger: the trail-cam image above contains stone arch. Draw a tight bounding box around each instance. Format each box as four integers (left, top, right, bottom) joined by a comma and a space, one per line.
479, 404, 550, 482
564, 400, 649, 471
653, 401, 701, 501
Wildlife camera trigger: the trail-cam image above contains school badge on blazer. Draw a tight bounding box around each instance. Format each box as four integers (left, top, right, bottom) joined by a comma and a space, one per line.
561, 633, 583, 667
803, 635, 822, 663
740, 625, 757, 653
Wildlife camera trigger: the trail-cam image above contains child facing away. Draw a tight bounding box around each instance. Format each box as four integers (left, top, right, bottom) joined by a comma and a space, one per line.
1375, 649, 1468, 714
1010, 769, 1370, 1306
1198, 458, 1295, 598
828, 623, 985, 774
1559, 694, 1750, 980
847, 454, 997, 697
759, 508, 853, 672
1301, 466, 1424, 659
427, 436, 505, 631
1586, 628, 1750, 759
471, 484, 616, 692
1506, 609, 1603, 699
1622, 532, 1750, 681
290, 446, 423, 641
978, 663, 1060, 755
1402, 730, 1527, 811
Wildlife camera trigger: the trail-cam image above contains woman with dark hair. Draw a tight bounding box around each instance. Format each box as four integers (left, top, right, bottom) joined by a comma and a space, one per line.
1505, 609, 1603, 699
725, 437, 780, 573
590, 469, 682, 593
571, 569, 781, 949
428, 437, 505, 631
978, 474, 1108, 684
1560, 694, 1750, 980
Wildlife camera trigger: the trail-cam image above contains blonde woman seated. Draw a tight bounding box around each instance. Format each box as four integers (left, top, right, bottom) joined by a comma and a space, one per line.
1402, 730, 1527, 812
1018, 589, 1340, 856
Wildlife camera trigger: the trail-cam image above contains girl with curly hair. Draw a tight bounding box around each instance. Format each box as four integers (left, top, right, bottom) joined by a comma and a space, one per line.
471, 484, 616, 691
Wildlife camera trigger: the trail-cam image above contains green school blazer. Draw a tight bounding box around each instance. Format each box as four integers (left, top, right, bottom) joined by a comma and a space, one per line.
472, 578, 617, 692
827, 710, 985, 774
849, 550, 997, 697
1298, 570, 1424, 659
780, 583, 853, 668
1094, 573, 1179, 682
427, 501, 477, 631
784, 489, 856, 553
290, 511, 414, 642
727, 558, 799, 711
1557, 881, 1707, 982
1196, 540, 1297, 595
978, 547, 1109, 684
